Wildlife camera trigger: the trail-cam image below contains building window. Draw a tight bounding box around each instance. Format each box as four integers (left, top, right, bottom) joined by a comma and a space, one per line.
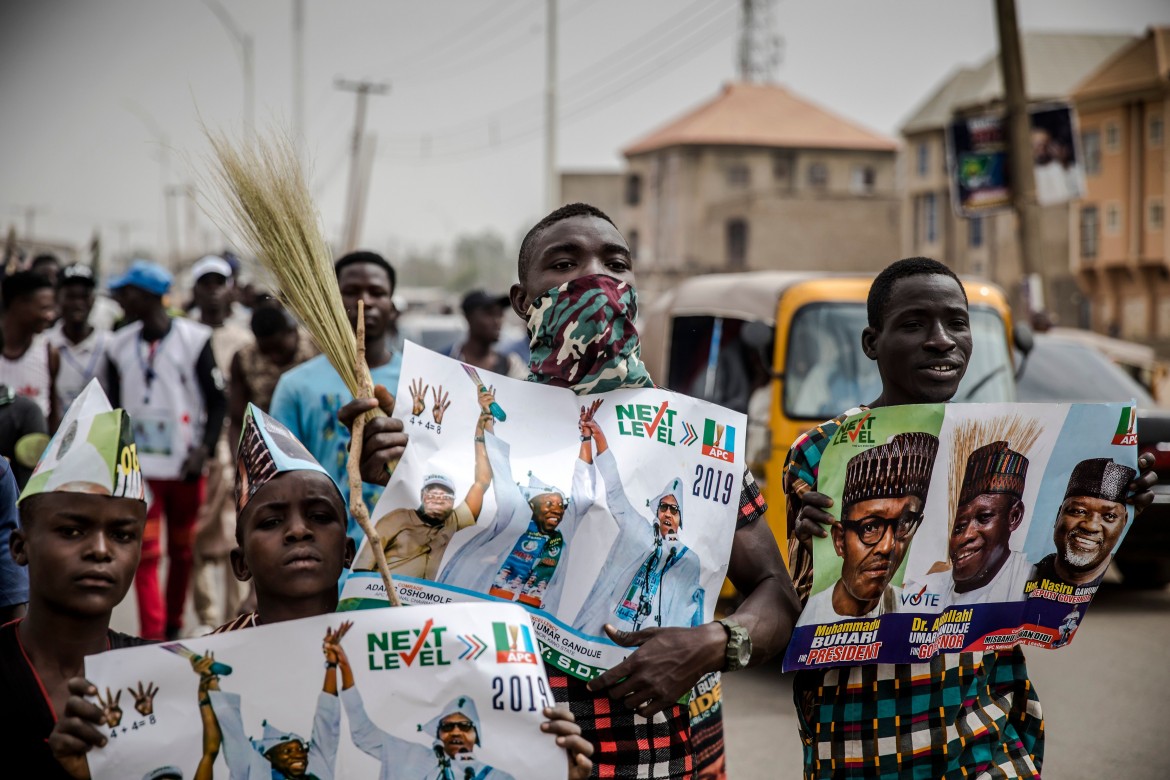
1080, 206, 1099, 260
850, 165, 876, 194
969, 216, 983, 248
627, 228, 639, 260
726, 218, 748, 270
916, 141, 929, 177
1105, 121, 1120, 153
1082, 129, 1101, 175
727, 164, 750, 188
1151, 115, 1164, 148
1105, 202, 1121, 235
807, 162, 828, 189
773, 153, 793, 182
625, 174, 642, 206
1151, 198, 1165, 232
920, 192, 938, 244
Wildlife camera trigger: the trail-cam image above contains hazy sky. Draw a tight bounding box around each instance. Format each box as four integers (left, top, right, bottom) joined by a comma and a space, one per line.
2, 0, 1169, 267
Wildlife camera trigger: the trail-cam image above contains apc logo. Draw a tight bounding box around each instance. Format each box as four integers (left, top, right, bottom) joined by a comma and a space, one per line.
701, 420, 736, 463
1112, 406, 1137, 446
900, 585, 940, 608
493, 622, 539, 665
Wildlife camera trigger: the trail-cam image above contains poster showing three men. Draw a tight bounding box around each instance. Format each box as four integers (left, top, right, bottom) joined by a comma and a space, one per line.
340, 344, 746, 680
783, 401, 1139, 671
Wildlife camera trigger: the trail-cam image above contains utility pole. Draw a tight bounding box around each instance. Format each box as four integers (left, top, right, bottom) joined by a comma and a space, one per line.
545, 0, 559, 211
204, 0, 255, 139
335, 79, 389, 252
995, 0, 1045, 317
292, 0, 306, 162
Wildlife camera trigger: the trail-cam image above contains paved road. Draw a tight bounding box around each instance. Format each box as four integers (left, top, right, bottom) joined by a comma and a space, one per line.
721, 579, 1170, 779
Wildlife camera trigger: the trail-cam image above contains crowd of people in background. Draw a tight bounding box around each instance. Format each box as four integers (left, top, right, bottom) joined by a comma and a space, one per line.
0, 248, 523, 641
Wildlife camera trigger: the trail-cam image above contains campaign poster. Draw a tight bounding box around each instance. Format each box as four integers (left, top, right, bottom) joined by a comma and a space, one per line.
783, 402, 1138, 671
946, 102, 1086, 216
85, 602, 564, 780
340, 343, 746, 682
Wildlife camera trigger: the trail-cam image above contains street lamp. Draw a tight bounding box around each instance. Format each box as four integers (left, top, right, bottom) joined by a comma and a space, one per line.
202, 0, 255, 140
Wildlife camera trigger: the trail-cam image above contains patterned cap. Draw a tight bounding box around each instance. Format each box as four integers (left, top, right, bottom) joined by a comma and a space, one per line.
18, 379, 145, 504
842, 432, 940, 509
958, 441, 1029, 506
235, 403, 336, 514
250, 720, 308, 756
1063, 458, 1136, 504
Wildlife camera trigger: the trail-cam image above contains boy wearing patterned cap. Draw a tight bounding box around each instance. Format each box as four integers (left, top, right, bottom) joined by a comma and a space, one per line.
801, 432, 939, 623
0, 380, 151, 780
912, 440, 1034, 606
1029, 458, 1137, 590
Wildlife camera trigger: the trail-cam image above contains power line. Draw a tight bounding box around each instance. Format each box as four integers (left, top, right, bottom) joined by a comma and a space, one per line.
364, 0, 531, 80
395, 0, 604, 89
379, 0, 722, 148
380, 8, 737, 162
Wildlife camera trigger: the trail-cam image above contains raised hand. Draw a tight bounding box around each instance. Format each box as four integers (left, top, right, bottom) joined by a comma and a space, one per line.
130, 681, 159, 716
477, 385, 496, 417
432, 385, 451, 424
96, 687, 122, 728
410, 377, 428, 417
580, 399, 604, 423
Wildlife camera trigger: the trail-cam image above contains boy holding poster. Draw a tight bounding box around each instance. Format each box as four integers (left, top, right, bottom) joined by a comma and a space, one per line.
785, 258, 1157, 779
47, 404, 592, 779
0, 381, 150, 780
341, 203, 801, 778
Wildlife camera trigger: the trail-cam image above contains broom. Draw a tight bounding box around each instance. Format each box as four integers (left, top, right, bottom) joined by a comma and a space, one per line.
202, 129, 400, 606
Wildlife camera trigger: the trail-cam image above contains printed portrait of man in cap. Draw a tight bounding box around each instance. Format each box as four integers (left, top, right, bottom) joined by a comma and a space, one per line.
1028, 457, 1136, 590
802, 431, 939, 622
912, 441, 1033, 606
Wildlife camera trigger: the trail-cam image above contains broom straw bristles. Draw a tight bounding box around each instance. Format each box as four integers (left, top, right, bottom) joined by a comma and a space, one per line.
203, 129, 375, 403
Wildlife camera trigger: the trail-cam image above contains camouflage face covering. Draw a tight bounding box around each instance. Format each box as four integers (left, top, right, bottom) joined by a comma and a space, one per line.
525, 274, 654, 395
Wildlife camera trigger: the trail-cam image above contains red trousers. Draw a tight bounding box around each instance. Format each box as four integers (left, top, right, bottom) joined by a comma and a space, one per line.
136, 478, 204, 640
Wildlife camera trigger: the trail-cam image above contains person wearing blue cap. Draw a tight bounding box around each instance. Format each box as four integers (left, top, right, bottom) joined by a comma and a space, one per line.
104, 260, 227, 640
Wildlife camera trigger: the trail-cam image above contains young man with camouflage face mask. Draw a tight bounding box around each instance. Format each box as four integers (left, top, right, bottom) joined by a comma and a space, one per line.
342, 203, 800, 778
